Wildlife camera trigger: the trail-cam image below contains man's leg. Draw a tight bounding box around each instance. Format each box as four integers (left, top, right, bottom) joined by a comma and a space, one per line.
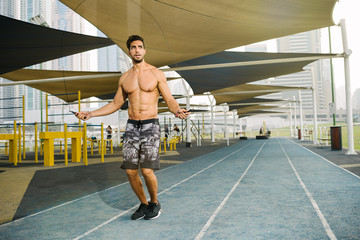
126, 169, 150, 220
126, 169, 147, 204
141, 168, 158, 203
137, 120, 161, 219
141, 168, 161, 220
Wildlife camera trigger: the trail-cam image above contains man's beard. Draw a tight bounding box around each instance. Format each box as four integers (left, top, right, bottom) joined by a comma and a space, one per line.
132, 56, 143, 63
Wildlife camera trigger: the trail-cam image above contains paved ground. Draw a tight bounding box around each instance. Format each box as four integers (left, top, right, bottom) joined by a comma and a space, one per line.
0, 138, 238, 224
0, 137, 359, 239
293, 138, 360, 176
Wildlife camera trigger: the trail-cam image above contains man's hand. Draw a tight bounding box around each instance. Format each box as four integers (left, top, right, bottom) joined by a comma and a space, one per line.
75, 111, 92, 121
175, 109, 191, 119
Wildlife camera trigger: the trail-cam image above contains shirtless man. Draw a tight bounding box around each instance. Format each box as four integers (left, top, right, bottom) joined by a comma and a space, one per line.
75, 35, 190, 220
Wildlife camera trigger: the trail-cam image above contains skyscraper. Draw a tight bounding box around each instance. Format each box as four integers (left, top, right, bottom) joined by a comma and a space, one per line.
264, 30, 332, 120
0, 0, 51, 122
0, 1, 14, 121
97, 30, 131, 75
0, 0, 101, 122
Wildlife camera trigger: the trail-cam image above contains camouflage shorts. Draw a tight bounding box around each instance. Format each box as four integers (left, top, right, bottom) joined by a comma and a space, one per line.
121, 119, 160, 170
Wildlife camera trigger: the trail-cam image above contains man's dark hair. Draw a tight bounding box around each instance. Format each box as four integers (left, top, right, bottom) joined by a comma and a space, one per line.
126, 35, 145, 50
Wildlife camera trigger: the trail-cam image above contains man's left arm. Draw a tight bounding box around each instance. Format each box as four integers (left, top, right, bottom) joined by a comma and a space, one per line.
157, 70, 190, 119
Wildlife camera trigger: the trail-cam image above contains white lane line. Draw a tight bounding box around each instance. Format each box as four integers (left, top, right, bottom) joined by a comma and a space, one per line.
73, 142, 255, 240
0, 141, 246, 228
195, 141, 266, 240
278, 139, 337, 240
290, 139, 360, 180
0, 182, 129, 228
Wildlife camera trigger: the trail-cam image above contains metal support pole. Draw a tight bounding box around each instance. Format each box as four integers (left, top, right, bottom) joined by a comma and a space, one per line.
61, 103, 64, 133
180, 119, 183, 143
18, 122, 21, 163
202, 113, 205, 139
78, 91, 81, 131
35, 122, 38, 163
298, 90, 304, 140
197, 120, 200, 146
83, 122, 87, 166
289, 106, 293, 137
182, 79, 192, 147
46, 93, 48, 132
210, 104, 215, 142
101, 123, 104, 162
13, 121, 17, 166
118, 110, 121, 147
206, 93, 215, 142
311, 67, 319, 145
233, 110, 236, 138
239, 117, 242, 138
222, 104, 229, 146
40, 92, 43, 132
293, 96, 297, 137
64, 123, 68, 166
328, 27, 336, 126
340, 19, 357, 155
22, 95, 25, 159
186, 95, 191, 147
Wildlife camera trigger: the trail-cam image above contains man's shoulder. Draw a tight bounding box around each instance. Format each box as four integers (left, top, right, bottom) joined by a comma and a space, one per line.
147, 65, 165, 81
119, 70, 131, 84
122, 69, 131, 77
147, 65, 162, 73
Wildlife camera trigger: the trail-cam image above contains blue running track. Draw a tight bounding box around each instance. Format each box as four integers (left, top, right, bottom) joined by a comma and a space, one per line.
0, 138, 359, 239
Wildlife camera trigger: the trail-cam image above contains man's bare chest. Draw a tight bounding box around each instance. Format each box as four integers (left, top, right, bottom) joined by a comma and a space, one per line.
123, 71, 158, 94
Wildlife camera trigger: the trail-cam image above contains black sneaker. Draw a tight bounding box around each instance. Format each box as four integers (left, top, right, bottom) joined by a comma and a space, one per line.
131, 203, 149, 220
144, 202, 162, 220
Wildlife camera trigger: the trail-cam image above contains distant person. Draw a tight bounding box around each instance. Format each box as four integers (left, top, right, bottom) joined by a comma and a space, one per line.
106, 125, 112, 146
259, 127, 263, 135
164, 124, 169, 140
173, 124, 180, 136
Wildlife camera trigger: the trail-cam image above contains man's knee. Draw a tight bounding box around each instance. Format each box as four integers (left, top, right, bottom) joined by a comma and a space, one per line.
141, 168, 154, 178
126, 169, 139, 179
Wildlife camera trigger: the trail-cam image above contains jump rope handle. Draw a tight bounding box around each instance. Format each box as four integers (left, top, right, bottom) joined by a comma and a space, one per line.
70, 111, 87, 119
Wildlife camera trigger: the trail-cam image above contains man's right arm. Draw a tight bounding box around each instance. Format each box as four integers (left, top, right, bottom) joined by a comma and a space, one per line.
156, 69, 190, 119
76, 77, 127, 121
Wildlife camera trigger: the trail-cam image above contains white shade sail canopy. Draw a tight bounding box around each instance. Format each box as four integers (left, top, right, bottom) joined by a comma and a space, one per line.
59, 0, 336, 67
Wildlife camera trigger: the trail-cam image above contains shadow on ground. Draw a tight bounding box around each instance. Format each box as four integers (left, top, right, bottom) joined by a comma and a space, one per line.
11, 138, 239, 220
